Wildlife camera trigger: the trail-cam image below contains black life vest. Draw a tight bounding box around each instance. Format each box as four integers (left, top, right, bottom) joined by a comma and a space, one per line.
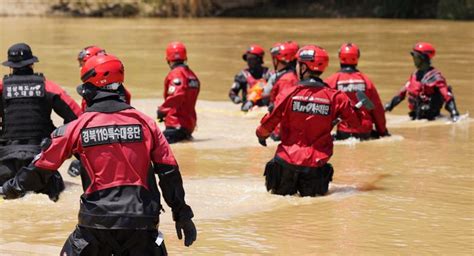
1, 74, 54, 140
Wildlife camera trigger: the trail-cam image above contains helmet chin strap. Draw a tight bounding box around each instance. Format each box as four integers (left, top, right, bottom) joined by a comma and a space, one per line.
272, 57, 278, 71
299, 63, 309, 80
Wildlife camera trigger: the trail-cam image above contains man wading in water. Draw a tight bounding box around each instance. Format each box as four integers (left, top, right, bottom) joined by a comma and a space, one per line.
67, 46, 132, 178
384, 42, 461, 121
2, 54, 196, 255
0, 43, 82, 199
325, 42, 389, 140
256, 45, 370, 197
228, 44, 273, 112
157, 42, 200, 144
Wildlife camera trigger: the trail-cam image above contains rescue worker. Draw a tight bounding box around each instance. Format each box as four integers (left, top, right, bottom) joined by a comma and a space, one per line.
229, 44, 272, 112
265, 41, 299, 141
77, 46, 132, 110
0, 43, 82, 198
68, 46, 132, 177
157, 42, 200, 144
2, 54, 197, 255
384, 42, 460, 121
325, 43, 389, 140
256, 45, 366, 197
77, 45, 106, 67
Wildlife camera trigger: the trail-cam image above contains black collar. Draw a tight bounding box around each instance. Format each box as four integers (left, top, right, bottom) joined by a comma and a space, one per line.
299, 77, 327, 87
248, 66, 266, 79
171, 63, 187, 70
277, 66, 295, 75
339, 65, 359, 73
12, 67, 34, 75
86, 91, 133, 113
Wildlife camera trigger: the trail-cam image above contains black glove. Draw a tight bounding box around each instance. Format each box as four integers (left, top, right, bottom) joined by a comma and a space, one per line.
157, 110, 166, 122
67, 159, 81, 177
270, 133, 280, 142
258, 137, 267, 147
175, 219, 197, 247
385, 95, 402, 112
241, 101, 254, 112
2, 179, 25, 200
445, 99, 460, 122
380, 130, 391, 137
34, 171, 65, 202
232, 96, 242, 104
268, 103, 274, 113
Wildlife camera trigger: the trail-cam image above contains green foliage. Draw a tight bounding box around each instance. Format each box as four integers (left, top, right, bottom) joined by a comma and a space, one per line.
437, 0, 474, 19
33, 0, 474, 19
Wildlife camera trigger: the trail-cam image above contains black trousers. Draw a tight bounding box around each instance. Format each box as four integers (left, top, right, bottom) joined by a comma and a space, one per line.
264, 159, 334, 197
0, 158, 33, 185
61, 226, 167, 256
0, 140, 42, 185
163, 127, 191, 144
334, 130, 373, 141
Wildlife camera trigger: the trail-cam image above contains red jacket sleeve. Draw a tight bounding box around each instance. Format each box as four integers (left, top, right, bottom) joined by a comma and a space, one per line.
158, 73, 186, 115
397, 79, 410, 100
334, 91, 363, 129
256, 88, 294, 138
45, 80, 82, 123
434, 77, 453, 102
149, 119, 178, 166
34, 121, 78, 171
146, 116, 193, 221
364, 76, 387, 135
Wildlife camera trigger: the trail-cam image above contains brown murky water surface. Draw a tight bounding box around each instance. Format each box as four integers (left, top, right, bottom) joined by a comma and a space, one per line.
0, 18, 473, 255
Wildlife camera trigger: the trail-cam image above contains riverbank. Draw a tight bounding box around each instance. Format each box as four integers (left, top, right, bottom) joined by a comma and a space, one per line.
0, 0, 472, 19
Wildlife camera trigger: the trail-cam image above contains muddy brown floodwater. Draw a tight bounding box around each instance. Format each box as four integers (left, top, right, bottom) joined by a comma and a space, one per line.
0, 18, 473, 255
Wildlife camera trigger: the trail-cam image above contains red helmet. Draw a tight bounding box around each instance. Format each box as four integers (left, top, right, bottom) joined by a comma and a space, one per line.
242, 44, 265, 61
339, 43, 360, 65
78, 46, 106, 66
270, 41, 299, 63
166, 41, 187, 62
296, 45, 329, 72
80, 54, 124, 87
412, 42, 436, 59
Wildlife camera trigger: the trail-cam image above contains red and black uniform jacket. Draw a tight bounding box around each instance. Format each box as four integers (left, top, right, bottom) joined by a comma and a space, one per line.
6, 93, 193, 230
325, 67, 387, 136
397, 67, 453, 111
269, 68, 299, 107
256, 77, 363, 168
158, 64, 200, 134
229, 67, 272, 103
